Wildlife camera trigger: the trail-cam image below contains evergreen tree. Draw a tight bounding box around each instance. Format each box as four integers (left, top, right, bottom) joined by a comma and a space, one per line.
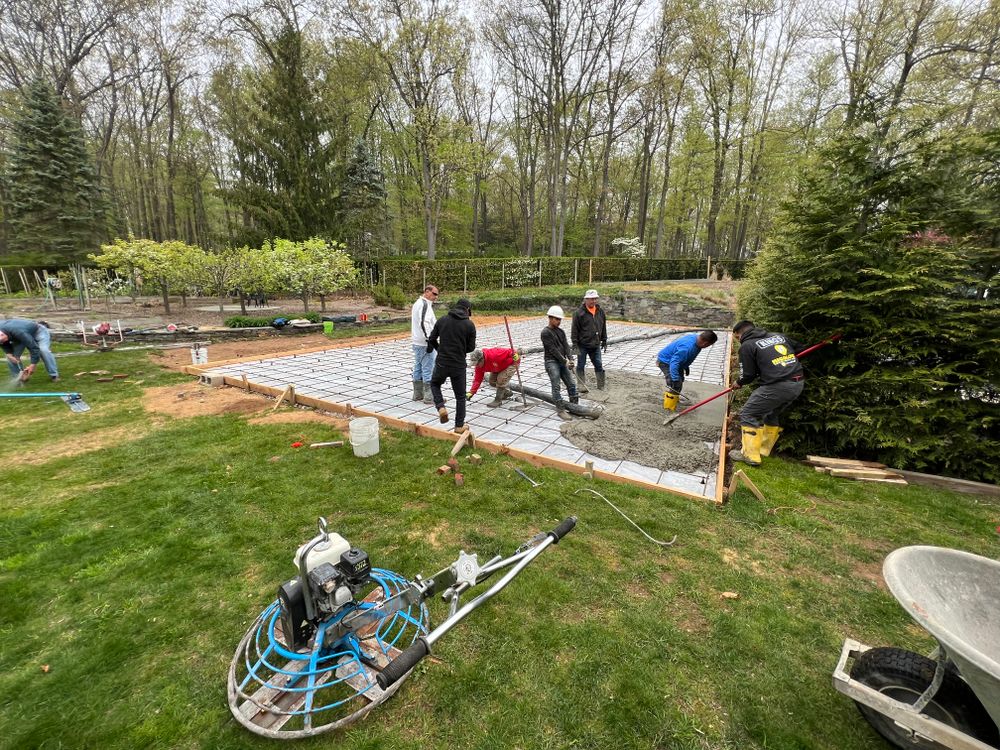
340, 138, 387, 259
217, 24, 339, 248
3, 79, 104, 264
739, 127, 1000, 483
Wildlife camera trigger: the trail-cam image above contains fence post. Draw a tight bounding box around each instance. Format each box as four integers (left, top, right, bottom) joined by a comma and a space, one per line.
588, 260, 593, 284
537, 258, 542, 287
706, 257, 711, 279
501, 262, 505, 289
464, 264, 468, 293
0, 268, 8, 295
422, 267, 426, 291
574, 259, 578, 285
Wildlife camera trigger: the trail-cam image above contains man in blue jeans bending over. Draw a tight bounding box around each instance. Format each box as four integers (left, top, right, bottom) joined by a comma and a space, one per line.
656, 330, 718, 399
0, 318, 59, 383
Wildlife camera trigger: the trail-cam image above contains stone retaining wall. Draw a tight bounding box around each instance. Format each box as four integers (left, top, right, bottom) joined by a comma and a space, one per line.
614, 292, 735, 329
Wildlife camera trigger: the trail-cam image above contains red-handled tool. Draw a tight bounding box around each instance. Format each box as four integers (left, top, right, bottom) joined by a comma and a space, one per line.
503, 315, 530, 410
663, 332, 842, 426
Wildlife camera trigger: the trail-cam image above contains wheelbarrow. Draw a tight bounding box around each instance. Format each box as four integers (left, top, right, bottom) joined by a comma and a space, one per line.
833, 546, 1000, 749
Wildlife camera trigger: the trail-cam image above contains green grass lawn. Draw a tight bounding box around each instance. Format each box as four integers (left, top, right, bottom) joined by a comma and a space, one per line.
1, 349, 997, 749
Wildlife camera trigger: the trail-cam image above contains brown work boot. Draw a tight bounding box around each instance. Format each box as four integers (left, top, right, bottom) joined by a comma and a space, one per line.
438, 406, 449, 423
452, 424, 469, 434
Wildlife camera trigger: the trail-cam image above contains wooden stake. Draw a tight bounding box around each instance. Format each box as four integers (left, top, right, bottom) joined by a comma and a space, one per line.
271, 386, 291, 413
241, 374, 250, 391
450, 430, 472, 458
725, 470, 766, 504
584, 460, 594, 480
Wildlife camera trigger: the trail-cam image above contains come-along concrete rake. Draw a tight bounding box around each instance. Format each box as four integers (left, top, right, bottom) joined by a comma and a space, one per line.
0, 391, 91, 412
227, 515, 577, 739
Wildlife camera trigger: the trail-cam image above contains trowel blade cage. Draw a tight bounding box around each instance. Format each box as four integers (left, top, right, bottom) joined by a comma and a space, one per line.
228, 567, 430, 739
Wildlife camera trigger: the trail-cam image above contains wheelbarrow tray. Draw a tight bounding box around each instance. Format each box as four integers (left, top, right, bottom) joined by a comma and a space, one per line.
833, 638, 998, 750
883, 546, 1000, 728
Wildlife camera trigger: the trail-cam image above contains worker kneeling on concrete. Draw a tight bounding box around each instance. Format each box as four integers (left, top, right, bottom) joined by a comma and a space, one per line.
656, 330, 718, 410
729, 320, 806, 465
540, 306, 579, 421
467, 347, 521, 408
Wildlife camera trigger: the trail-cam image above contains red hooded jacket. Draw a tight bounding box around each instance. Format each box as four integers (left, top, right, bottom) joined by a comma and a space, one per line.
469, 347, 516, 395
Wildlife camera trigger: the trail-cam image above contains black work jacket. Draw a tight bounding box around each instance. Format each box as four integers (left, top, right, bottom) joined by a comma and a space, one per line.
736, 328, 805, 386
427, 307, 477, 369
541, 325, 572, 362
570, 304, 607, 349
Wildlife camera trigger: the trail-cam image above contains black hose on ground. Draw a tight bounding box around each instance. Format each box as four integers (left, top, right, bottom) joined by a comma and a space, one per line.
508, 383, 605, 418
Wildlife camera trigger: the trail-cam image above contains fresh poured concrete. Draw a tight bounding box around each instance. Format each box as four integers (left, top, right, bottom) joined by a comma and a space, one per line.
204, 318, 730, 499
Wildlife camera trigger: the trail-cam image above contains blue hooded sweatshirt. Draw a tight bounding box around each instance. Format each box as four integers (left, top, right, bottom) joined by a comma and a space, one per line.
656, 333, 702, 382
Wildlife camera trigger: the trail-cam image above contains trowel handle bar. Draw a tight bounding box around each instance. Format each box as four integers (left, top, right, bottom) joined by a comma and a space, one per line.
376, 517, 578, 690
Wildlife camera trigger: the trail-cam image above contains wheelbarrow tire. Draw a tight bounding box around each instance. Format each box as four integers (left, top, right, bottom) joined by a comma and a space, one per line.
850, 646, 1000, 749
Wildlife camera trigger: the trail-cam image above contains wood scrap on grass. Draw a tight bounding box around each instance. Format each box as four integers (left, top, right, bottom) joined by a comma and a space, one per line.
806, 455, 908, 485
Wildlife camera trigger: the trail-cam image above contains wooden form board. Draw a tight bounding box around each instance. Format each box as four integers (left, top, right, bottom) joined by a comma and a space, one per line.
213, 373, 718, 504
808, 456, 908, 484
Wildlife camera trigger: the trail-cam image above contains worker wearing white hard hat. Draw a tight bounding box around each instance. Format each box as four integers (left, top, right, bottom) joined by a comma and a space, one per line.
540, 304, 578, 420
571, 289, 608, 392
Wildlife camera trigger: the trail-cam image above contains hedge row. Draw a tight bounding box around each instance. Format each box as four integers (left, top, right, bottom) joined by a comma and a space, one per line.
366, 257, 749, 294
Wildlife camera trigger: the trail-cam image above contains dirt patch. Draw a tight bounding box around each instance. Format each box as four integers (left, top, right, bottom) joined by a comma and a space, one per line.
17, 424, 154, 466
852, 559, 887, 590
560, 371, 724, 474
408, 521, 452, 550
142, 383, 272, 419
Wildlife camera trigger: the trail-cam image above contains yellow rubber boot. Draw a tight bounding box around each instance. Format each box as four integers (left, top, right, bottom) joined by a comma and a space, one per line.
759, 426, 782, 457
730, 426, 762, 466
663, 388, 680, 412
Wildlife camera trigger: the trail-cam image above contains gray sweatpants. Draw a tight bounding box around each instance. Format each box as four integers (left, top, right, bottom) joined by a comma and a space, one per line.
739, 379, 804, 428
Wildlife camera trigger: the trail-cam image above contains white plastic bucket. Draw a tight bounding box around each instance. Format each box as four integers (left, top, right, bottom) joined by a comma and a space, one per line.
191, 346, 208, 365
349, 417, 380, 458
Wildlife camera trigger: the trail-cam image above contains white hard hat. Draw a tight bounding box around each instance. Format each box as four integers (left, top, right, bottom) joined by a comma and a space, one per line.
546, 305, 564, 319
584, 289, 599, 299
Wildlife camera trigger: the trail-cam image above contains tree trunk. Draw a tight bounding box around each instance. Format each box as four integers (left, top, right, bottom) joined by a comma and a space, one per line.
161, 286, 171, 315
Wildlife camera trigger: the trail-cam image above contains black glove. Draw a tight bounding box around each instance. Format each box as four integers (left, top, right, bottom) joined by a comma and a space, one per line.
684, 366, 690, 377
601, 342, 607, 353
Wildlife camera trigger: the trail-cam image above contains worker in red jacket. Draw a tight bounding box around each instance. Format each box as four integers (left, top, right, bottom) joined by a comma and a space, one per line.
467, 347, 521, 408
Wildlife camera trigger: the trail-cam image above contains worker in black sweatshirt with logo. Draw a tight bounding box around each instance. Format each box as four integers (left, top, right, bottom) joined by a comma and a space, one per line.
729, 320, 806, 466
426, 299, 477, 433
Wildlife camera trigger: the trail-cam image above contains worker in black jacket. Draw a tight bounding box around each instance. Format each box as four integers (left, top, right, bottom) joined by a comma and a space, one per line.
570, 289, 608, 392
426, 299, 477, 433
729, 320, 806, 465
540, 305, 578, 420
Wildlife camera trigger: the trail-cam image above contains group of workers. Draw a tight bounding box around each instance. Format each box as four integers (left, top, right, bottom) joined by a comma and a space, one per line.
412, 285, 806, 464
0, 290, 802, 470
411, 286, 610, 432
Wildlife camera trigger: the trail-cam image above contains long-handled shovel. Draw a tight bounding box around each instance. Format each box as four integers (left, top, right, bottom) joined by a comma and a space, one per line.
503, 315, 531, 411
664, 332, 842, 426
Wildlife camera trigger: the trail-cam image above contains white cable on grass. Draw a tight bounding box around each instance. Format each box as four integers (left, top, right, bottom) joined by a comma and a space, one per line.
574, 488, 677, 547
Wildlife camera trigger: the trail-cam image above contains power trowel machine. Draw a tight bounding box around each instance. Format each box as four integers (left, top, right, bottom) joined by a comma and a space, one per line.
227, 515, 577, 739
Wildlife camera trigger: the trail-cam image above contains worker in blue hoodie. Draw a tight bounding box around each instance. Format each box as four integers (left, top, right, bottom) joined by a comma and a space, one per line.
656, 330, 717, 396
